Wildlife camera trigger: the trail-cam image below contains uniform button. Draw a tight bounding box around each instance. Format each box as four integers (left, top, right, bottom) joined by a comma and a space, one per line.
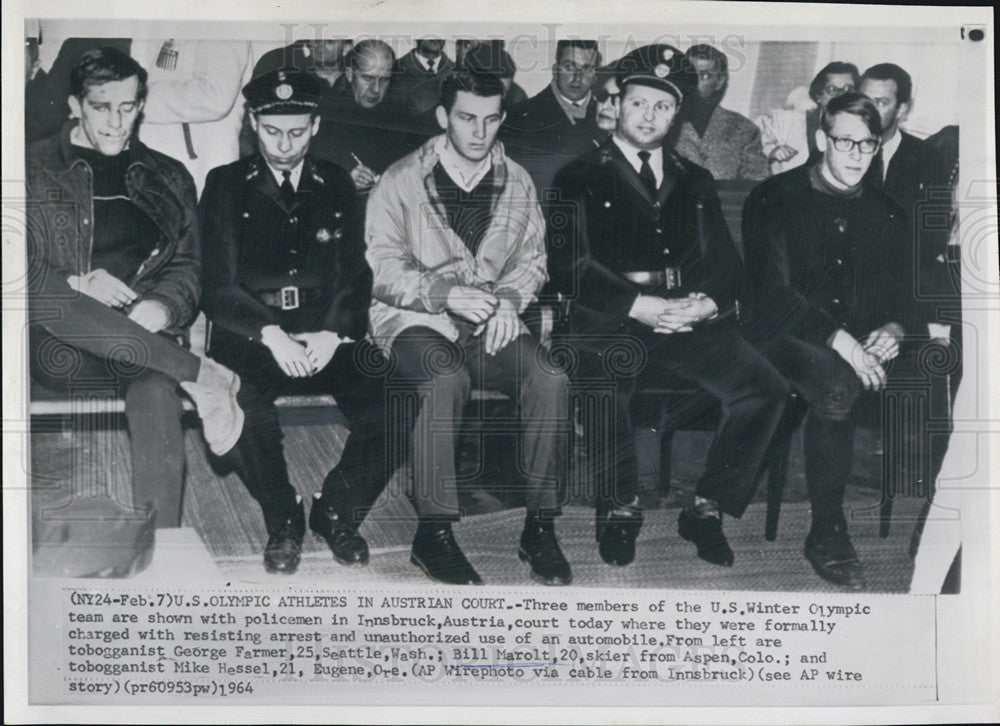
289, 268, 298, 275
604, 201, 611, 208
656, 228, 663, 234
289, 217, 298, 224
290, 249, 298, 255
832, 298, 840, 304
653, 202, 661, 209
82, 218, 89, 225
663, 248, 670, 254
242, 212, 249, 219
334, 211, 343, 218
150, 249, 159, 257
835, 258, 843, 265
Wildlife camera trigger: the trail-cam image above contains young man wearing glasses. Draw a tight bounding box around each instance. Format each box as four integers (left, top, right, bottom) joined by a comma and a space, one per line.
741, 92, 920, 590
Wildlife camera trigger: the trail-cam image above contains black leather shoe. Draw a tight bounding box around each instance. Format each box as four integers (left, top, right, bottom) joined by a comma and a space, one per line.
597, 505, 644, 566
309, 494, 369, 566
519, 512, 573, 586
678, 507, 734, 567
804, 524, 866, 590
410, 523, 482, 585
263, 500, 305, 574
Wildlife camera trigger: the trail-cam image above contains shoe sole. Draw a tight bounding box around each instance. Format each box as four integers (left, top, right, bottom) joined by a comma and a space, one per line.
409, 552, 482, 585
264, 559, 300, 575
804, 553, 866, 590
517, 546, 573, 586
678, 520, 735, 567
311, 531, 368, 567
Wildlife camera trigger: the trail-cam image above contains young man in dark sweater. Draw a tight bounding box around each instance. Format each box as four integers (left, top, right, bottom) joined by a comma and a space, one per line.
742, 92, 919, 590
26, 47, 244, 531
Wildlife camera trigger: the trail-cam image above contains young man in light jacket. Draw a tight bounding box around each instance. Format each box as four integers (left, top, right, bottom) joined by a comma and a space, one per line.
365, 70, 572, 587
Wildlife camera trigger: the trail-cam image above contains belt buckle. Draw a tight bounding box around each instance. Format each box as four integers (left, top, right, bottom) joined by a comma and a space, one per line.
664, 267, 682, 291
280, 286, 300, 310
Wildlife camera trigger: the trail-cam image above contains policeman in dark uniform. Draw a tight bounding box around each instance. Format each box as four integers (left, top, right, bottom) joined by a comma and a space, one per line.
547, 45, 789, 569
200, 69, 390, 574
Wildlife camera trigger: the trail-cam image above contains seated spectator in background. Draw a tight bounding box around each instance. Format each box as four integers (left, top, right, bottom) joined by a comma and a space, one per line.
742, 92, 920, 590
547, 44, 788, 571
460, 40, 528, 113
592, 63, 621, 136
200, 70, 390, 575
389, 37, 455, 117
502, 39, 604, 196
311, 39, 423, 195
132, 39, 252, 193
252, 39, 352, 88
674, 43, 769, 181
26, 47, 244, 530
366, 71, 572, 587
758, 61, 860, 175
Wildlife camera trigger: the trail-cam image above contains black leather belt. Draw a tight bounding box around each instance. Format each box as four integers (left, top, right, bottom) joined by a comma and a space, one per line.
257, 287, 322, 310
622, 268, 683, 291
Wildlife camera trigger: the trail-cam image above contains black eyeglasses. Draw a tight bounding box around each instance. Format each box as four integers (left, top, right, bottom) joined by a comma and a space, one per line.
829, 136, 880, 154
824, 83, 855, 97
594, 88, 619, 103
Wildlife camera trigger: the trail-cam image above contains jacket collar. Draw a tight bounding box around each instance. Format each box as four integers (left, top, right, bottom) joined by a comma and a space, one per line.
246, 154, 325, 211
601, 137, 676, 211
416, 133, 509, 230
40, 121, 162, 179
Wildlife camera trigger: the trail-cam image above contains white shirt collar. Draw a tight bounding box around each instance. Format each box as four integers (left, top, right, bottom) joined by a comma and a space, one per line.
265, 159, 304, 191
415, 52, 438, 72
434, 135, 492, 192
611, 134, 664, 188
880, 130, 902, 179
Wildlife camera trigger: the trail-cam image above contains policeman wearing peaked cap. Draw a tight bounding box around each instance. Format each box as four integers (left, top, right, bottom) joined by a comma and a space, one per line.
199, 67, 391, 576
615, 43, 697, 103
242, 67, 325, 114
546, 43, 789, 572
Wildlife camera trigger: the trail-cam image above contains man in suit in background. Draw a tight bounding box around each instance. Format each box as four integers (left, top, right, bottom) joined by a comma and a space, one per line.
389, 37, 456, 117
674, 43, 769, 181
502, 39, 604, 196
311, 39, 423, 196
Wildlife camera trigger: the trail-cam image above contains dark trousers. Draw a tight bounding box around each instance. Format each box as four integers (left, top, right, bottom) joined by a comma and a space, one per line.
208, 329, 390, 528
759, 335, 863, 528
388, 325, 570, 521
561, 325, 789, 518
29, 277, 202, 528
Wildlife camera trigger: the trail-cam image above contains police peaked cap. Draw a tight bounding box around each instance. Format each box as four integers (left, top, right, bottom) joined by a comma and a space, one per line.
243, 68, 324, 114
615, 44, 695, 103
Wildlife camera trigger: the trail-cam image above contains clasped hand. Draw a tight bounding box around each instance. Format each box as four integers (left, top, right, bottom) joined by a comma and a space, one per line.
262, 326, 345, 378
446, 285, 518, 355
629, 293, 718, 333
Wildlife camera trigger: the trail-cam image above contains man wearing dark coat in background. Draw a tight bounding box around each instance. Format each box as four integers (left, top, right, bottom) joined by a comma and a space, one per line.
389, 38, 456, 117
310, 39, 423, 197
200, 69, 391, 575
547, 44, 789, 570
502, 39, 605, 196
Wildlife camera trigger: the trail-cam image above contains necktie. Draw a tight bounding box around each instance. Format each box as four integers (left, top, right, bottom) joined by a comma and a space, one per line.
280, 170, 296, 208
869, 149, 885, 189
427, 58, 436, 74
637, 151, 658, 197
